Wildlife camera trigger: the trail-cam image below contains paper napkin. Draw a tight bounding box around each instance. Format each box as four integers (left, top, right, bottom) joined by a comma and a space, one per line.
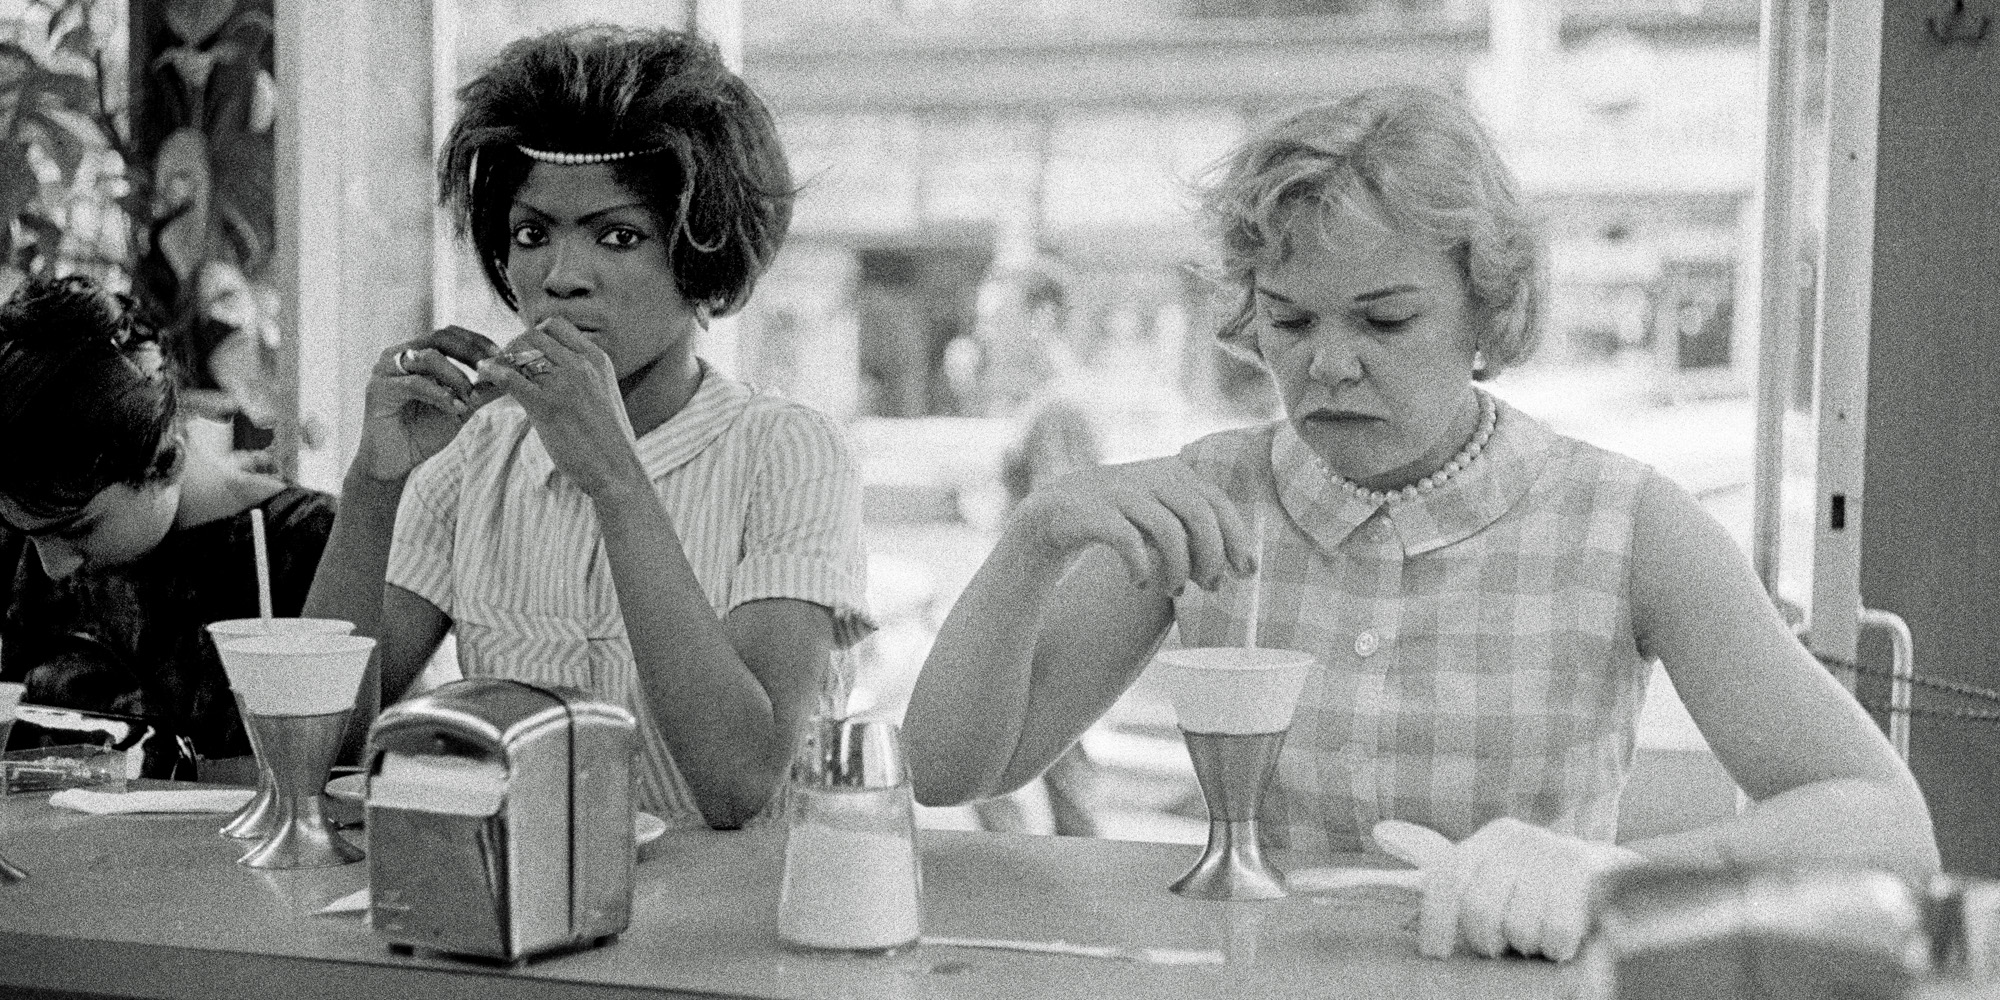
48, 788, 255, 815
318, 888, 370, 915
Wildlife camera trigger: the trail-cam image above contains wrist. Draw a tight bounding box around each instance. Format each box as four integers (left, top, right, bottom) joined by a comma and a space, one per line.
354, 435, 415, 484
344, 443, 409, 501
1587, 840, 1646, 872
565, 442, 645, 500
588, 475, 667, 528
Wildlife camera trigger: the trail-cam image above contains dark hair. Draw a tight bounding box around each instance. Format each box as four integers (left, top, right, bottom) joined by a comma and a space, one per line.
1015, 267, 1068, 325
437, 24, 794, 317
0, 275, 179, 522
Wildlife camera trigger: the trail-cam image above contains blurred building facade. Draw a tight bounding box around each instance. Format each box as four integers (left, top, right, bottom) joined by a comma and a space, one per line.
729, 0, 1777, 445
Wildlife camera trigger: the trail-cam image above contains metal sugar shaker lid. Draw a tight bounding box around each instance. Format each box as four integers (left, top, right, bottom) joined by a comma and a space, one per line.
794, 717, 906, 789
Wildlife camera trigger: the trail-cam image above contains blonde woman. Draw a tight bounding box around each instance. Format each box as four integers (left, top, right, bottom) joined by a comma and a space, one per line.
904, 85, 1937, 962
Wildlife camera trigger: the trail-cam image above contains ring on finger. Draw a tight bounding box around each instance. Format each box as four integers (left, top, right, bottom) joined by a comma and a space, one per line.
394, 348, 419, 376
523, 357, 556, 377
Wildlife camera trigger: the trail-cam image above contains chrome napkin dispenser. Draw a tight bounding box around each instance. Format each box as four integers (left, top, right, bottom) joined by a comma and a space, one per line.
363, 677, 636, 962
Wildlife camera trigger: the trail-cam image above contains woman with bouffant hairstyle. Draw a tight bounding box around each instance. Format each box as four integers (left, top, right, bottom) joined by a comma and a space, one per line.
435, 23, 793, 319
306, 25, 871, 831
0, 275, 334, 775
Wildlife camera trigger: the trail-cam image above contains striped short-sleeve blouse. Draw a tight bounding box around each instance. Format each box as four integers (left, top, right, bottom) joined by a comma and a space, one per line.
386, 368, 873, 827
1172, 392, 1655, 855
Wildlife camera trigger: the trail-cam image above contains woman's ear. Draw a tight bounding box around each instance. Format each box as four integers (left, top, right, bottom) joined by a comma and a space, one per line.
1468, 293, 1517, 382
149, 436, 185, 483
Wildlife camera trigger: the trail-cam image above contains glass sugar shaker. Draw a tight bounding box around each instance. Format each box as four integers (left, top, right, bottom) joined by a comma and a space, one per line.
776, 717, 923, 955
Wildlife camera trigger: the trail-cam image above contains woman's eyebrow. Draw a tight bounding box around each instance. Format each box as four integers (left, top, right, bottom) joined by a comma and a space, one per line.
510, 201, 651, 226
1354, 284, 1423, 303
1255, 284, 1424, 306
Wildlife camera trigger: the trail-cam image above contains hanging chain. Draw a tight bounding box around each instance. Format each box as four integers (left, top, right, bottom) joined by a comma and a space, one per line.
1814, 653, 2000, 724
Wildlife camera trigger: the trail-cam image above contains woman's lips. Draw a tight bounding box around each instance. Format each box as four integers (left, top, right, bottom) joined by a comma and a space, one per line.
1304, 409, 1383, 423
534, 315, 605, 333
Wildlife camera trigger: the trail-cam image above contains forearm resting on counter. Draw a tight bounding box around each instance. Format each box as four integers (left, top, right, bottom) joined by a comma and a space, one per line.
1625, 777, 1941, 885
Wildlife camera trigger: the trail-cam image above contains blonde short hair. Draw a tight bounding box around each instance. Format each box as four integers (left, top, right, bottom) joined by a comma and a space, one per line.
1197, 85, 1541, 376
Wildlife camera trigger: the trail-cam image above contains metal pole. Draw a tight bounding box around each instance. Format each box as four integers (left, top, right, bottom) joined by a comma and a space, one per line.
1857, 609, 1914, 760
1749, 0, 1813, 599
274, 0, 348, 492
1806, 0, 1883, 670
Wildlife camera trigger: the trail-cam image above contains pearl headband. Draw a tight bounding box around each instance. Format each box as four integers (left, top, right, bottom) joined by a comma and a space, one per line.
463, 145, 666, 209
515, 145, 663, 165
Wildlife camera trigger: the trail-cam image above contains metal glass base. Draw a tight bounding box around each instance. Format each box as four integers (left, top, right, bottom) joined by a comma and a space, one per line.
1170, 729, 1289, 902
237, 806, 362, 868
220, 782, 279, 839
1171, 819, 1287, 900
221, 694, 280, 839
236, 709, 364, 870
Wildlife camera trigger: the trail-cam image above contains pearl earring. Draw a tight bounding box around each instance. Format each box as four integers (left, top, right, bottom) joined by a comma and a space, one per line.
1473, 348, 1487, 373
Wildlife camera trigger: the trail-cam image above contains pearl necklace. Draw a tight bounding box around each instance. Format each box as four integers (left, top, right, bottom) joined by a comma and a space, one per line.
1321, 392, 1497, 506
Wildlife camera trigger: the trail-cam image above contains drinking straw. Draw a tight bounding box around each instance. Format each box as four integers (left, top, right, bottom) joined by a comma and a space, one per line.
249, 507, 273, 620
1244, 513, 1266, 648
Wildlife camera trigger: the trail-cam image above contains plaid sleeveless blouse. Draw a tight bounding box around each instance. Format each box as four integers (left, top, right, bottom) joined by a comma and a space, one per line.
1171, 392, 1654, 855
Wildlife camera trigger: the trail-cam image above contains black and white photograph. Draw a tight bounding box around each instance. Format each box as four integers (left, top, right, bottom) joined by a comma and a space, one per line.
0, 1, 1995, 997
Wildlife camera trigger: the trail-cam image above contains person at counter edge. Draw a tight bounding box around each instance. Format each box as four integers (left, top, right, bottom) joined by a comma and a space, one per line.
903, 85, 1940, 963
0, 275, 335, 776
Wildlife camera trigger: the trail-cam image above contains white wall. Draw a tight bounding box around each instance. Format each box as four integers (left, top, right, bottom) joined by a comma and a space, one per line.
277, 0, 438, 492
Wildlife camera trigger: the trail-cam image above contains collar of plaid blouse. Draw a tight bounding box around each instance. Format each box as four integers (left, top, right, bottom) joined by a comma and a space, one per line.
1270, 392, 1552, 558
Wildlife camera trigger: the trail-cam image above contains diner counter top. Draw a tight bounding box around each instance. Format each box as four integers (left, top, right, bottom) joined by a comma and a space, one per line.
0, 787, 1572, 1000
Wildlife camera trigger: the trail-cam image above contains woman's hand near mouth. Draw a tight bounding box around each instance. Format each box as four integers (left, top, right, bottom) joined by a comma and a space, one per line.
363, 324, 504, 481
477, 316, 648, 501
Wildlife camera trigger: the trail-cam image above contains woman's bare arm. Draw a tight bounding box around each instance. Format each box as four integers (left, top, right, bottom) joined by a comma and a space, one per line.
305, 328, 498, 756
303, 445, 450, 760
905, 456, 1255, 806
906, 537, 1175, 805
1622, 476, 1939, 883
592, 480, 833, 829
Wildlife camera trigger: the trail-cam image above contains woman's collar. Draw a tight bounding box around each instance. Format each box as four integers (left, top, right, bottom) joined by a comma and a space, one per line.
1269, 392, 1554, 557
518, 363, 753, 487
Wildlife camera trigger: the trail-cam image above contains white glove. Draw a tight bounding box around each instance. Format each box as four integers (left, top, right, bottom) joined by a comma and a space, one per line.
1372, 817, 1643, 962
